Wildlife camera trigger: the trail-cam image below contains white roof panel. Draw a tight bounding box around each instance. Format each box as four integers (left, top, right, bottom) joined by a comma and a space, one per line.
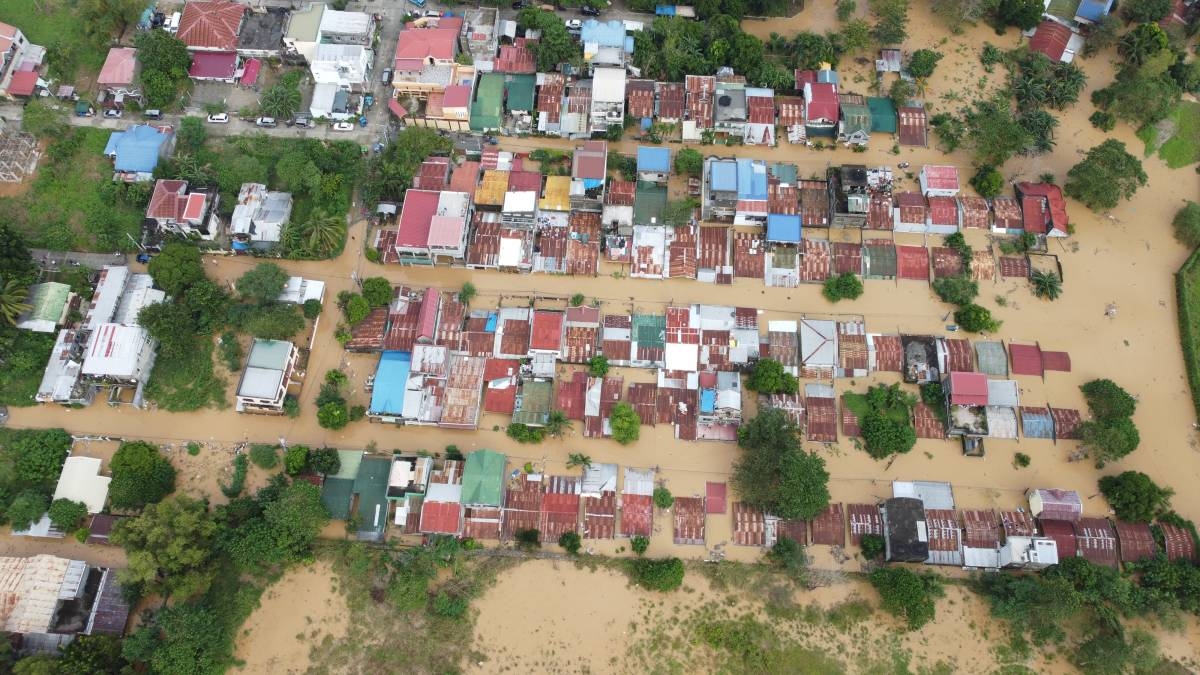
52, 457, 112, 514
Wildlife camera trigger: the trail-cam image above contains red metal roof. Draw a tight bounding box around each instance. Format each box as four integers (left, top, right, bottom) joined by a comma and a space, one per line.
416, 291, 438, 342
805, 395, 837, 443
778, 96, 804, 126
626, 79, 655, 118
188, 51, 238, 80
448, 160, 480, 197
896, 191, 926, 224
1041, 350, 1071, 372
443, 84, 471, 109
1021, 195, 1049, 234
396, 190, 439, 248
963, 509, 1001, 549
747, 93, 775, 124
182, 193, 207, 221
685, 75, 715, 128
507, 169, 542, 193
896, 245, 929, 281
1039, 518, 1077, 558
732, 502, 766, 546
1050, 407, 1082, 439
732, 231, 764, 278
898, 106, 928, 147
847, 503, 882, 545
483, 358, 519, 414
463, 507, 502, 540
871, 334, 902, 372
959, 197, 991, 229
240, 57, 261, 85
922, 165, 960, 192
606, 179, 635, 206
768, 182, 798, 216
949, 371, 988, 406
944, 338, 974, 372
1160, 522, 1197, 562
809, 503, 845, 546
1009, 343, 1044, 376
495, 43, 536, 73
530, 310, 564, 352
931, 247, 964, 279
1074, 517, 1118, 568
927, 196, 958, 226
1029, 20, 1072, 62
913, 402, 947, 439
98, 47, 137, 87
6, 70, 36, 97
1000, 510, 1036, 537
627, 382, 657, 426
394, 17, 463, 71
705, 482, 727, 515
831, 242, 862, 275
540, 476, 581, 542
992, 197, 1023, 230
556, 370, 588, 420
621, 494, 653, 538
656, 81, 685, 119
583, 491, 616, 539
537, 74, 564, 124
147, 180, 187, 220
805, 83, 838, 123
573, 140, 607, 180
1016, 182, 1069, 235
1113, 521, 1157, 563
420, 500, 462, 535
673, 496, 706, 545
178, 1, 244, 51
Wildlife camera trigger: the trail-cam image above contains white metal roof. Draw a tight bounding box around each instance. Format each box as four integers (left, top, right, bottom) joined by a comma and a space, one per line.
52, 457, 111, 514
239, 367, 285, 400
86, 266, 129, 329
799, 318, 836, 366
592, 67, 626, 103
581, 462, 618, 496
319, 8, 372, 35
891, 480, 955, 510
497, 236, 524, 267
623, 467, 655, 496
986, 379, 1020, 407
502, 190, 537, 212
664, 342, 699, 372
81, 324, 152, 378
278, 276, 325, 304
426, 482, 463, 503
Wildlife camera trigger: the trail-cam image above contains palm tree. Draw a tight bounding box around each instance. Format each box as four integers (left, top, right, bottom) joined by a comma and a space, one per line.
302, 213, 347, 258
545, 410, 573, 439
1030, 270, 1062, 301
0, 277, 30, 325
566, 452, 592, 470
258, 84, 301, 119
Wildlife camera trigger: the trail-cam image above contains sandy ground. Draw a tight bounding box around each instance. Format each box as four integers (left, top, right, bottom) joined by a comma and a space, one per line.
232, 561, 349, 675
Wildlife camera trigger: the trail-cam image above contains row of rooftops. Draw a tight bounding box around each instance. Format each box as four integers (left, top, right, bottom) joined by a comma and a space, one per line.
168, 1, 374, 53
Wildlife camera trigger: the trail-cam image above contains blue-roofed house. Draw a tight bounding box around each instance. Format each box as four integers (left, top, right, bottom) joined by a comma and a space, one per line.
697, 370, 741, 440
1074, 0, 1113, 24
735, 158, 769, 226
766, 214, 801, 244
581, 19, 630, 70
368, 350, 412, 421
702, 157, 738, 221
103, 125, 175, 182
636, 146, 670, 184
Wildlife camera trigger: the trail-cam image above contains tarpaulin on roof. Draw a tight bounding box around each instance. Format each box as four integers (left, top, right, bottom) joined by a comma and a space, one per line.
240, 58, 261, 85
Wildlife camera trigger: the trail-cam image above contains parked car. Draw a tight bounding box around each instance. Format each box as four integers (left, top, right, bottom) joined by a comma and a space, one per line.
103, 109, 123, 118
332, 121, 355, 132
565, 19, 582, 29
207, 113, 230, 123
255, 116, 277, 128
292, 114, 315, 128
143, 109, 163, 120
380, 68, 392, 85
580, 5, 600, 15
422, 9, 441, 17
512, 0, 529, 8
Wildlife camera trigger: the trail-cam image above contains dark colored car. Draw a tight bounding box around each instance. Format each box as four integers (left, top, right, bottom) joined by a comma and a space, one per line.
580, 5, 600, 15
512, 1, 528, 8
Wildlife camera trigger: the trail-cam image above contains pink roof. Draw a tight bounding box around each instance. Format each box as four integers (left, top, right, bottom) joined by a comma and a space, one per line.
98, 48, 138, 86
1029, 20, 1072, 62
395, 190, 440, 248
388, 98, 407, 119
923, 165, 960, 191
394, 17, 463, 71
240, 57, 261, 85
7, 70, 37, 96
1016, 182, 1068, 234
182, 193, 207, 221
147, 180, 188, 220
573, 141, 607, 180
417, 291, 439, 341
189, 51, 238, 80
443, 84, 471, 108
530, 310, 565, 351
427, 215, 466, 248
177, 1, 245, 51
420, 500, 462, 534
806, 83, 838, 122
949, 371, 988, 406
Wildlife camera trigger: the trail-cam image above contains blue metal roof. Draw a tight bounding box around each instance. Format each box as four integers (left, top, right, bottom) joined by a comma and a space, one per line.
700, 388, 716, 413
636, 146, 670, 173
103, 125, 169, 174
580, 19, 626, 49
710, 160, 737, 192
736, 159, 768, 201
766, 214, 802, 243
369, 351, 411, 416
817, 69, 839, 84
1021, 409, 1055, 439
655, 5, 676, 15
1075, 0, 1113, 21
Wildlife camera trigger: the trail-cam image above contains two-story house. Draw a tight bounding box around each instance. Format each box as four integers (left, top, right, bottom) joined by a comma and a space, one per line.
145, 179, 220, 240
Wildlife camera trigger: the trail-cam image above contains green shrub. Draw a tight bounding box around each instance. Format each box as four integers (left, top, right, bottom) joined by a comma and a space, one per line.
282, 395, 300, 418
317, 402, 349, 430
514, 528, 541, 550
954, 304, 1001, 333
308, 447, 341, 475
1014, 452, 1031, 468
587, 355, 609, 377
869, 567, 943, 630
569, 292, 585, 307
218, 332, 242, 371
860, 533, 885, 560
822, 272, 864, 302
1089, 110, 1116, 132
248, 444, 278, 470
221, 454, 249, 498
187, 442, 202, 456
302, 299, 322, 319
284, 445, 310, 475
431, 591, 468, 619
631, 535, 650, 556
558, 531, 582, 555
349, 405, 366, 422
630, 557, 685, 591
48, 498, 88, 531
506, 423, 545, 444
653, 486, 674, 509
932, 275, 979, 306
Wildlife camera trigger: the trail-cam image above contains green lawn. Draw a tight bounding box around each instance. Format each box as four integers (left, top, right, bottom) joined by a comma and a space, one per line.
0, 329, 55, 406
1045, 0, 1082, 21
0, 0, 108, 79
843, 390, 911, 424
1175, 249, 1200, 416
1157, 102, 1200, 169
0, 127, 145, 252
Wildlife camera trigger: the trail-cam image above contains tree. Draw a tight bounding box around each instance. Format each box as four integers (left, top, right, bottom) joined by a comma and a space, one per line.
284, 445, 310, 475
343, 294, 370, 324
661, 198, 696, 227
745, 359, 799, 395
176, 117, 207, 154
869, 567, 943, 630
871, 0, 909, 44
47, 498, 88, 531
228, 303, 304, 341
149, 243, 205, 297
518, 9, 579, 71
303, 298, 323, 320
259, 83, 301, 119
822, 272, 864, 302
789, 32, 838, 71
362, 127, 452, 205
11, 655, 59, 675
236, 263, 288, 305
767, 535, 808, 581
970, 166, 1004, 198
360, 277, 392, 308
566, 452, 592, 470
674, 148, 703, 176
1083, 15, 1122, 57
80, 0, 146, 44
1173, 202, 1200, 248
1018, 109, 1058, 155
558, 531, 582, 554
1099, 471, 1173, 522
932, 275, 979, 306
963, 98, 1030, 166
860, 533, 885, 560
1074, 628, 1163, 675
1122, 0, 1171, 22
653, 486, 674, 509
631, 535, 650, 556
610, 402, 640, 445
138, 302, 197, 358
274, 151, 322, 193
136, 604, 226, 675
295, 212, 347, 258
133, 30, 190, 108
1118, 23, 1169, 67
996, 0, 1042, 30
0, 222, 36, 286
226, 482, 329, 571
0, 277, 30, 326
109, 441, 177, 511
907, 49, 943, 79
733, 409, 831, 519
110, 495, 221, 599
860, 412, 917, 459
6, 491, 49, 531
20, 98, 68, 139
249, 444, 278, 469
1081, 379, 1138, 420
545, 410, 572, 438
1080, 416, 1141, 467
308, 447, 341, 475
630, 557, 685, 591
11, 428, 72, 488
1030, 270, 1062, 300
954, 303, 1001, 333
317, 401, 349, 430
588, 355, 609, 377
840, 18, 873, 54
458, 282, 476, 305
59, 634, 127, 675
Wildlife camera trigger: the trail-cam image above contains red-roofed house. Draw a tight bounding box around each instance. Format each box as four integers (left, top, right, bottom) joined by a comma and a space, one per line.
496, 40, 536, 74
1029, 20, 1080, 63
571, 140, 608, 211
894, 192, 927, 233
927, 196, 959, 233
626, 79, 655, 119
392, 16, 470, 97
420, 484, 464, 535
1015, 182, 1069, 237
6, 70, 37, 98
656, 81, 685, 122
98, 48, 140, 106
946, 371, 989, 406
413, 157, 450, 191
803, 82, 838, 138
529, 310, 565, 357
919, 165, 961, 197
898, 106, 928, 147
188, 50, 239, 82
393, 189, 472, 263
685, 75, 716, 138
146, 179, 220, 240
178, 1, 246, 52
0, 22, 44, 99
537, 73, 565, 134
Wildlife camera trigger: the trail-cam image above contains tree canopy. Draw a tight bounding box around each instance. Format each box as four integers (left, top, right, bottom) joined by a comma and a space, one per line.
224, 482, 329, 572
149, 243, 206, 297
1065, 140, 1148, 211
860, 412, 917, 459
745, 359, 799, 395
871, 0, 910, 45
360, 277, 393, 308
1098, 471, 1173, 522
109, 440, 177, 510
869, 567, 943, 630
954, 303, 1001, 333
908, 49, 943, 79
518, 9, 580, 72
236, 263, 288, 305
996, 0, 1042, 30
111, 495, 221, 599
674, 148, 703, 177
362, 128, 453, 206
1173, 202, 1200, 248
133, 30, 191, 108
610, 402, 640, 445
732, 409, 831, 520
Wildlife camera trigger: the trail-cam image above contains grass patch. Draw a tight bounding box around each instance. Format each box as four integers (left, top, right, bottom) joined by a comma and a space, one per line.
0, 128, 147, 252
1044, 0, 1081, 21
842, 392, 872, 420
1156, 102, 1200, 169
1175, 247, 1200, 416
0, 0, 107, 79
0, 329, 56, 406
1137, 124, 1160, 158
144, 338, 227, 412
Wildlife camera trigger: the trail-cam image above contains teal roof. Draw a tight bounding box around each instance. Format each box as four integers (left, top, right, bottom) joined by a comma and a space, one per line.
462, 449, 506, 507
511, 380, 552, 426
353, 456, 391, 539
633, 313, 665, 349
867, 97, 897, 133
504, 74, 536, 113
768, 163, 798, 185
330, 450, 364, 480
320, 477, 354, 520
841, 104, 871, 135
25, 283, 70, 323
246, 339, 293, 371
633, 182, 667, 226
471, 73, 504, 131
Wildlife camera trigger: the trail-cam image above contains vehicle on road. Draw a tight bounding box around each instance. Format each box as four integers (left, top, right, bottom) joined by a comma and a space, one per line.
255, 116, 277, 128
580, 5, 600, 15
423, 10, 441, 17
512, 0, 529, 8
289, 113, 315, 128
143, 109, 163, 120
566, 19, 582, 29
207, 113, 230, 123
380, 68, 392, 85
332, 121, 355, 132
103, 109, 123, 118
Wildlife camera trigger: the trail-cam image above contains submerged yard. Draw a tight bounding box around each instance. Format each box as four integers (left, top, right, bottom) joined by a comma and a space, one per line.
1138, 102, 1200, 170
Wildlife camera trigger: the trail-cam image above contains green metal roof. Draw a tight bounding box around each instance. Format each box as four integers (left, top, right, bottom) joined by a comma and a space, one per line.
841, 104, 871, 136
769, 163, 798, 185
470, 73, 504, 131
330, 450, 364, 480
867, 97, 898, 133
633, 182, 667, 226
863, 244, 897, 279
24, 283, 70, 323
632, 313, 665, 349
354, 456, 391, 539
504, 74, 536, 113
246, 339, 292, 371
462, 449, 506, 507
511, 380, 552, 426
320, 477, 354, 520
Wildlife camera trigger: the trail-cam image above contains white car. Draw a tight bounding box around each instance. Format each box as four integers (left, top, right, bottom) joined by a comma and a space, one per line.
102, 109, 123, 119
566, 19, 582, 29
331, 122, 355, 132
206, 113, 230, 123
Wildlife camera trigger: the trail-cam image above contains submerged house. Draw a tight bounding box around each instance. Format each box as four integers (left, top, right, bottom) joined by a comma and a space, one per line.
881, 497, 928, 563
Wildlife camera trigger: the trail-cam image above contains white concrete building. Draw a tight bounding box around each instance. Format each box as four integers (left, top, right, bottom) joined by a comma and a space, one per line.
236, 339, 300, 414
310, 43, 372, 91
230, 183, 292, 249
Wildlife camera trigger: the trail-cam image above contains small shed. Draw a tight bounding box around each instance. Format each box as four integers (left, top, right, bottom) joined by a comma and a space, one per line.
1027, 488, 1082, 522
1038, 518, 1078, 558
846, 503, 882, 545
1113, 521, 1157, 563
1074, 517, 1118, 568
882, 497, 929, 563
1159, 522, 1198, 562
